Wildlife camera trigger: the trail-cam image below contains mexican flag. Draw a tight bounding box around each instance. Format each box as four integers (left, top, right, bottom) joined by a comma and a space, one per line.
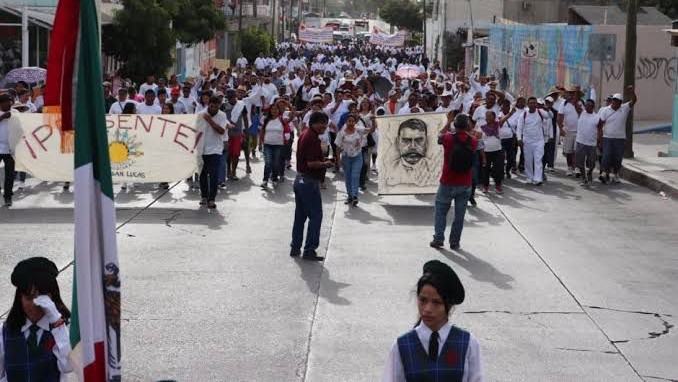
45, 0, 122, 381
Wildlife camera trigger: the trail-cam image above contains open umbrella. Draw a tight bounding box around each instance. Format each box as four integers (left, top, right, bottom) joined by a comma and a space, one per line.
371, 76, 393, 99
395, 65, 421, 79
5, 67, 47, 85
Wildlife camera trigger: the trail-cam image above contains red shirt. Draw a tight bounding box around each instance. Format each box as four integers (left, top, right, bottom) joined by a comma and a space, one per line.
440, 131, 477, 186
296, 127, 325, 180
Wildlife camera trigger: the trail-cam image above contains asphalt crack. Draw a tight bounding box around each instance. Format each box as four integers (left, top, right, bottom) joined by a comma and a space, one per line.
585, 305, 674, 342
463, 310, 584, 316
163, 210, 208, 237
555, 347, 619, 355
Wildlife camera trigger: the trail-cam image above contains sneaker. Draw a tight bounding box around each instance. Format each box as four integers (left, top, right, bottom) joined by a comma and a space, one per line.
482, 186, 489, 194
566, 168, 573, 177
599, 174, 609, 184
429, 240, 444, 248
469, 197, 477, 206
260, 181, 268, 189
120, 182, 127, 190
535, 181, 543, 186
290, 249, 301, 258
495, 185, 504, 194
63, 182, 71, 191
302, 250, 325, 261
17, 181, 25, 190
207, 201, 217, 209
580, 180, 589, 187
359, 184, 367, 191
199, 198, 207, 206
575, 169, 582, 178
218, 182, 226, 189
3, 197, 12, 207
352, 198, 359, 206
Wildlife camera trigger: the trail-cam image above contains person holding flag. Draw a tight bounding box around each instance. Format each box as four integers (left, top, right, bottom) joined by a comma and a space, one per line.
1, 257, 73, 381
43, 0, 122, 380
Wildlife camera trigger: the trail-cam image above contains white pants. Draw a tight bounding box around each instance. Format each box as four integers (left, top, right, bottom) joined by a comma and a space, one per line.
524, 140, 544, 183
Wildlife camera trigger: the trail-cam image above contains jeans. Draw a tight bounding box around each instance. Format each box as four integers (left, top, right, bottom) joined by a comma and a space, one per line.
1, 154, 16, 199
291, 175, 323, 252
263, 144, 283, 181
200, 154, 221, 201
470, 151, 480, 198
482, 150, 504, 187
601, 138, 625, 173
217, 144, 228, 184
433, 184, 471, 245
342, 154, 363, 198
501, 138, 516, 175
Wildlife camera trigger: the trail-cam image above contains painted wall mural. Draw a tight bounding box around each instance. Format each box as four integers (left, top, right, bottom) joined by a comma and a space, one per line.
489, 25, 594, 98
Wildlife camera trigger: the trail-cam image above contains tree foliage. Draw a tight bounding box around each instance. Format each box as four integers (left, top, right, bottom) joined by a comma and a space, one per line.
102, 0, 227, 83
239, 27, 275, 63
378, 0, 423, 32
639, 0, 678, 19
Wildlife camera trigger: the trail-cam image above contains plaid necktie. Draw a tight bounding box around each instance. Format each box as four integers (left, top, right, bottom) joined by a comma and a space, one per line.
429, 331, 439, 361
27, 324, 40, 354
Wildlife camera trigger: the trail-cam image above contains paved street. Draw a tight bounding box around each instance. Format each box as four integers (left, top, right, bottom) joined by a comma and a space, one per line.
1, 157, 677, 382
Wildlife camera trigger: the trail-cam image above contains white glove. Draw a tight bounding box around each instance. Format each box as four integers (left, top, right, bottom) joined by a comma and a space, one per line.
33, 295, 62, 324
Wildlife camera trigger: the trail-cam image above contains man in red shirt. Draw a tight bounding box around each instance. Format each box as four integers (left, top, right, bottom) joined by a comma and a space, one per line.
290, 112, 335, 261
431, 113, 478, 250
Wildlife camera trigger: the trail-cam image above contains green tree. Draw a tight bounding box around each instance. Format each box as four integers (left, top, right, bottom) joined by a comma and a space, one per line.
239, 27, 275, 63
102, 0, 227, 84
378, 0, 423, 32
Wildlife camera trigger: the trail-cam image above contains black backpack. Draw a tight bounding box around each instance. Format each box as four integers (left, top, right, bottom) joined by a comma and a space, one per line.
449, 133, 474, 173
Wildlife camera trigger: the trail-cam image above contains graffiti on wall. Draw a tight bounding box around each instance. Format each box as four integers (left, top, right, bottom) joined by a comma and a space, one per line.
604, 57, 677, 87
489, 25, 593, 98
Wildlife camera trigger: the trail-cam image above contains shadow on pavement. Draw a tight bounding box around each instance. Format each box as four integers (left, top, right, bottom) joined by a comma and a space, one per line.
295, 261, 351, 306
437, 248, 514, 290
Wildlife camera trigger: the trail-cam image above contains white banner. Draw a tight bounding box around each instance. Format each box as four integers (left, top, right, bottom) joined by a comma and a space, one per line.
298, 24, 334, 43
369, 27, 407, 47
377, 112, 447, 195
10, 113, 206, 182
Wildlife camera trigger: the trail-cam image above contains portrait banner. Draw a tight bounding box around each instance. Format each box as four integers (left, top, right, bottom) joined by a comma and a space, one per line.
377, 113, 447, 195
10, 113, 205, 182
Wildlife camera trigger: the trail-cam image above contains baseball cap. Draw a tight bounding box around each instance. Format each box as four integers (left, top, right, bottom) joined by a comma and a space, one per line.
544, 96, 554, 103
170, 88, 180, 96
611, 93, 623, 101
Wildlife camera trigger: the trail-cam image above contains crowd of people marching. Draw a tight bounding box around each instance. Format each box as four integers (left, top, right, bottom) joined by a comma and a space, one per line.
0, 39, 636, 209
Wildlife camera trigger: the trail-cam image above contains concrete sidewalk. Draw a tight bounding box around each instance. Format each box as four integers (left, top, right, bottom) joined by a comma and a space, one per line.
619, 133, 678, 199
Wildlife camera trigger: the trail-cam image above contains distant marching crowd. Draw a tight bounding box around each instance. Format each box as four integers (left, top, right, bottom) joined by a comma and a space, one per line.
0, 38, 636, 208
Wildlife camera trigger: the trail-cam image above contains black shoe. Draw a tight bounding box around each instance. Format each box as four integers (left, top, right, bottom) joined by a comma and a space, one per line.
430, 241, 444, 248
450, 242, 460, 250
3, 197, 12, 207
359, 184, 366, 191
352, 198, 359, 206
344, 197, 353, 205
290, 249, 301, 258
199, 197, 207, 206
599, 174, 609, 184
469, 197, 477, 206
302, 250, 325, 261
535, 182, 543, 186
207, 201, 217, 209
506, 172, 512, 179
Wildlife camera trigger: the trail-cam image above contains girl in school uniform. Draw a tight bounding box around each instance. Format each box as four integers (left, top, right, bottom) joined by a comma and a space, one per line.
382, 260, 483, 382
1, 257, 72, 382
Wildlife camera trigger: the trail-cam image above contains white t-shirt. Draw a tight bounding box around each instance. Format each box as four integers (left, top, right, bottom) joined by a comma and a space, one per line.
498, 112, 514, 139
334, 128, 365, 158
471, 104, 501, 127
576, 112, 601, 146
136, 103, 162, 115
109, 100, 135, 114
0, 111, 13, 154
263, 117, 285, 146
139, 83, 158, 96
558, 101, 582, 132
199, 110, 227, 155
599, 103, 631, 139
179, 96, 197, 114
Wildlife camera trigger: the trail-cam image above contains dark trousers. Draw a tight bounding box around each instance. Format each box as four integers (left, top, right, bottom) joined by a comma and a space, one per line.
470, 151, 480, 198
199, 154, 221, 201
329, 131, 338, 159
1, 154, 15, 199
501, 138, 516, 175
291, 175, 323, 252
359, 147, 369, 187
482, 150, 505, 186
263, 144, 284, 181
543, 139, 556, 168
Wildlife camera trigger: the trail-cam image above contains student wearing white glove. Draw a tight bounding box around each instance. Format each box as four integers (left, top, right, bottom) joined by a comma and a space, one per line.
1, 257, 73, 382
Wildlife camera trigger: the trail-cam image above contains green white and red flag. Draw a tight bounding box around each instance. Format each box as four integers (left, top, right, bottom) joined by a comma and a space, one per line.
45, 0, 122, 381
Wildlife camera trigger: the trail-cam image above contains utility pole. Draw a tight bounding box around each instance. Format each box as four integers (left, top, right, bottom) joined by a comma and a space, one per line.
622, 0, 638, 158
422, 0, 426, 56
271, 0, 277, 39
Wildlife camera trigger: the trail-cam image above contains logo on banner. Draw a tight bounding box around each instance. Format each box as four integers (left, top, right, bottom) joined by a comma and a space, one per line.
521, 41, 538, 58
108, 129, 144, 172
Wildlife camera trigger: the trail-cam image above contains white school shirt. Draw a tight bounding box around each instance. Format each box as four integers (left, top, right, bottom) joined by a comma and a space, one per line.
0, 316, 73, 382
599, 102, 631, 139
471, 104, 501, 127
381, 322, 483, 382
109, 100, 136, 114
558, 101, 582, 132
576, 111, 600, 146
199, 110, 228, 154
136, 103, 162, 115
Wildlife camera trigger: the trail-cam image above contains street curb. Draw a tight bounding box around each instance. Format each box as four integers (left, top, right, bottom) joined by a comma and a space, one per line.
620, 162, 678, 199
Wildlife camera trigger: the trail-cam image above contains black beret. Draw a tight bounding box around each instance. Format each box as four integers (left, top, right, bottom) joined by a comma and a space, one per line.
422, 260, 465, 305
11, 257, 59, 289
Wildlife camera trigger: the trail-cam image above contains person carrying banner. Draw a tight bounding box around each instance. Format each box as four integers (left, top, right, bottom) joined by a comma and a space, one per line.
1, 257, 73, 382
